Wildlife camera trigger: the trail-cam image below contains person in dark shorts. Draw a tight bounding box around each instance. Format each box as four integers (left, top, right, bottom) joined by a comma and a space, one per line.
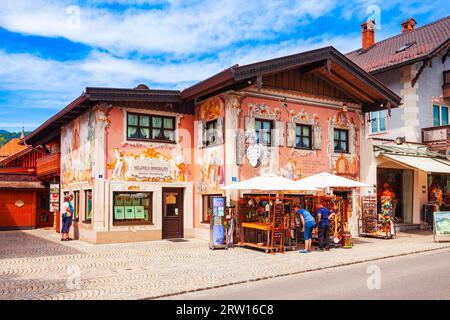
316, 201, 335, 251
294, 205, 316, 253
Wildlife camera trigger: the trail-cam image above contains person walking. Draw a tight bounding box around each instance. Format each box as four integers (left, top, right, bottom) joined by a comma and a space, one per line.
60, 194, 74, 241
294, 205, 316, 254
316, 201, 335, 251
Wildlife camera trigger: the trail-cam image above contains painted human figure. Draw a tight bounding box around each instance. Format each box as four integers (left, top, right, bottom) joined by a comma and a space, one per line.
112, 148, 124, 179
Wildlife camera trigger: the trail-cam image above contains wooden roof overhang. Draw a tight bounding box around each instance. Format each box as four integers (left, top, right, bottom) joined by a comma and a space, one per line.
23, 87, 194, 147
181, 46, 401, 112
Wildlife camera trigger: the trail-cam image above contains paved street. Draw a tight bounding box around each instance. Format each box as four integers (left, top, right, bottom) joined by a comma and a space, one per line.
0, 229, 449, 300
169, 248, 450, 300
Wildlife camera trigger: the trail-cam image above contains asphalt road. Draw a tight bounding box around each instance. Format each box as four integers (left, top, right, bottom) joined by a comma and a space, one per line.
167, 248, 450, 300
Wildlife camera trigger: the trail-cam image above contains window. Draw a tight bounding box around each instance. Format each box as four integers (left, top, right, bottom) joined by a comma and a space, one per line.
370, 111, 387, 133
295, 124, 312, 149
127, 113, 175, 143
334, 129, 349, 153
433, 105, 449, 127
73, 191, 80, 221
205, 119, 219, 147
255, 119, 273, 146
84, 190, 92, 223
113, 192, 153, 225
202, 194, 224, 223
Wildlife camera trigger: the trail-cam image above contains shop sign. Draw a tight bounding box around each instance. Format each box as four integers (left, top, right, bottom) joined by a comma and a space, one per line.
49, 183, 60, 213
126, 158, 172, 179
434, 211, 450, 240
15, 200, 24, 208
246, 143, 264, 168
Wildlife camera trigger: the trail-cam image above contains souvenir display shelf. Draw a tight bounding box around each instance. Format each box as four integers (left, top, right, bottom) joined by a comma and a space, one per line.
360, 195, 394, 239
237, 195, 292, 254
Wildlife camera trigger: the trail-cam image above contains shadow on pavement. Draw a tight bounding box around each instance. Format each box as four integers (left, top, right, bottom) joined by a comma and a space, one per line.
0, 230, 82, 260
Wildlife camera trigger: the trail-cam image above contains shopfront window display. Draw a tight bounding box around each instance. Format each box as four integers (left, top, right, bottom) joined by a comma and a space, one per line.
428, 174, 450, 210
113, 192, 153, 225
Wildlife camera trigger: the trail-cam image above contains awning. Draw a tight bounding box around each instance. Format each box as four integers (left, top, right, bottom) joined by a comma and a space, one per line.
380, 154, 450, 173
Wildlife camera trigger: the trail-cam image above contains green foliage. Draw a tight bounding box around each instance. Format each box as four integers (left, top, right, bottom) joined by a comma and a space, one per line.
0, 130, 31, 147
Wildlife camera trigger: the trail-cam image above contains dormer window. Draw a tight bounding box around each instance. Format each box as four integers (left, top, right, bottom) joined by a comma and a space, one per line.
396, 41, 416, 53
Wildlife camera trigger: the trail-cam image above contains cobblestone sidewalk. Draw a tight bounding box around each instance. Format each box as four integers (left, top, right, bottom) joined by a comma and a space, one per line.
0, 229, 449, 300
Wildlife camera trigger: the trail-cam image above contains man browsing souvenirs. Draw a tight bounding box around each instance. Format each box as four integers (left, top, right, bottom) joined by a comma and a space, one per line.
315, 201, 335, 251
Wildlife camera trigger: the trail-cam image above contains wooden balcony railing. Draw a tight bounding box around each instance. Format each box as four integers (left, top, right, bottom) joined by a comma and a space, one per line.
36, 152, 61, 178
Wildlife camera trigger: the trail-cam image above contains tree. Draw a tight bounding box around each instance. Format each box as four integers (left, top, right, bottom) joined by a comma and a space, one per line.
0, 134, 5, 146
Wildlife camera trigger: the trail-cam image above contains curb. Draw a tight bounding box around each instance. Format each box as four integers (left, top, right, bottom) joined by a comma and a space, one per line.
143, 245, 450, 300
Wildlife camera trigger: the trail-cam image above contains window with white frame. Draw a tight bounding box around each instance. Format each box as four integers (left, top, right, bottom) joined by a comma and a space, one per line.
433, 104, 449, 127
369, 110, 387, 133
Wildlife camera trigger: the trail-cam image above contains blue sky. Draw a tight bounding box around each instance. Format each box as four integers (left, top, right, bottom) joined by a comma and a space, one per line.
0, 0, 448, 131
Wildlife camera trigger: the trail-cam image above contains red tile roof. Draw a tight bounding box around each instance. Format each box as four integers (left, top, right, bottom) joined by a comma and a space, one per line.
346, 16, 450, 73
0, 139, 27, 158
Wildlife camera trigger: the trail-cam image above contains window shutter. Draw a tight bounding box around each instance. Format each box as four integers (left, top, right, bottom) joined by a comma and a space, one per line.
216, 117, 224, 145
245, 117, 255, 132
197, 121, 205, 148
313, 125, 322, 150
286, 122, 296, 147
273, 121, 285, 146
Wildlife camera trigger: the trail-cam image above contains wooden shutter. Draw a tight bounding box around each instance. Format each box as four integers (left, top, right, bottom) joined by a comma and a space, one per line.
313, 125, 322, 150
197, 120, 205, 148
245, 117, 255, 132
216, 117, 224, 145
286, 122, 296, 147
273, 121, 285, 146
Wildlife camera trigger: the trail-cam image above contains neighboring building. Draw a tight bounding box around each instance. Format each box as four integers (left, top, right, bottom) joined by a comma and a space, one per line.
347, 16, 450, 227
23, 47, 400, 243
0, 136, 51, 230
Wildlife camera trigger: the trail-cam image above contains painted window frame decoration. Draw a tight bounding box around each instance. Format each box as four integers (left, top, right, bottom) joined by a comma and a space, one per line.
433, 104, 449, 127
112, 191, 153, 226
197, 97, 225, 149
327, 109, 359, 178
369, 110, 387, 134
127, 112, 176, 143
255, 118, 274, 146
334, 128, 349, 153
286, 108, 322, 153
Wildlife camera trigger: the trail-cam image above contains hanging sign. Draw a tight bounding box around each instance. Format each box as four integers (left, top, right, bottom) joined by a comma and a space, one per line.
49, 183, 60, 213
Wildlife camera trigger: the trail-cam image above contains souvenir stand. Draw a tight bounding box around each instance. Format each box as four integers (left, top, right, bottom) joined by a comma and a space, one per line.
237, 195, 292, 254
360, 195, 395, 239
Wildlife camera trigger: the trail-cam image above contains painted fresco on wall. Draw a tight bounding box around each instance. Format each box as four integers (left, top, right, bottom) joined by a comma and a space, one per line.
199, 97, 223, 121
107, 145, 189, 182
61, 111, 95, 185
327, 109, 360, 178
238, 97, 361, 182
198, 147, 224, 194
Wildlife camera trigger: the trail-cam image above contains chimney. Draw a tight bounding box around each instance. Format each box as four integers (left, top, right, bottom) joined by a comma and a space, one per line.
401, 18, 417, 33
361, 19, 375, 50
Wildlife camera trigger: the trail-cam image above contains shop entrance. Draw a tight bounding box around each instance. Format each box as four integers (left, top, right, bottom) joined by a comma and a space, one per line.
162, 188, 184, 239
36, 191, 53, 228
376, 168, 413, 224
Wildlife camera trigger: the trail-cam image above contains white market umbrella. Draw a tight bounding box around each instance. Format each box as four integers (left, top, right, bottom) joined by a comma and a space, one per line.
293, 172, 371, 189
222, 174, 319, 191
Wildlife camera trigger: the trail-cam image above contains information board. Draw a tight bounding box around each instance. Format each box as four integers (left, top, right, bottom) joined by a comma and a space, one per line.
434, 211, 450, 242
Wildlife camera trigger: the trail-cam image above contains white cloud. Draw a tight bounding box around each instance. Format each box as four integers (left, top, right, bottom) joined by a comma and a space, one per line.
0, 0, 339, 55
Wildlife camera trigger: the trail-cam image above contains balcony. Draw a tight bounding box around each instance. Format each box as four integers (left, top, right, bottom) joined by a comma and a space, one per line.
422, 125, 450, 152
36, 152, 61, 178
443, 70, 450, 100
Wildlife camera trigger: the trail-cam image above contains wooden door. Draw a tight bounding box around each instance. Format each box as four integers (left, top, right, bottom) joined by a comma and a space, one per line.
162, 188, 184, 239
36, 191, 53, 228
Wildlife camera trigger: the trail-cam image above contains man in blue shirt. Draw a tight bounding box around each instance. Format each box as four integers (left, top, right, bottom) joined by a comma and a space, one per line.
316, 201, 335, 251
294, 205, 316, 253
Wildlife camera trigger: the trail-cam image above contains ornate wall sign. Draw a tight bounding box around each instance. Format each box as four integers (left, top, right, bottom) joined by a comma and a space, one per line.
15, 200, 25, 208
126, 158, 172, 180
246, 143, 264, 168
